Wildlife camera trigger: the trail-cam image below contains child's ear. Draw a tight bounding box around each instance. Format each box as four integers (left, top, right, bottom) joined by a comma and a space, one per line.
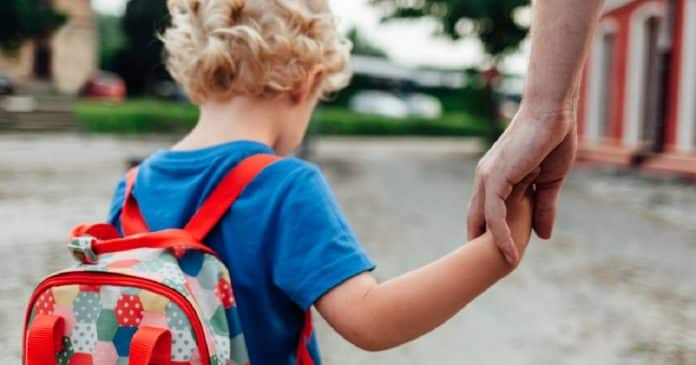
291, 64, 325, 104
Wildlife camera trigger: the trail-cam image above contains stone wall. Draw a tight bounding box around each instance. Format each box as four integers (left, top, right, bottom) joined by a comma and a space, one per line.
0, 0, 96, 94
51, 0, 97, 94
0, 44, 35, 86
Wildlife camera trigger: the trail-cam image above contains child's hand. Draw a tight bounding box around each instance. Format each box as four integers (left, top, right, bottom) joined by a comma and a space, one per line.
503, 170, 537, 262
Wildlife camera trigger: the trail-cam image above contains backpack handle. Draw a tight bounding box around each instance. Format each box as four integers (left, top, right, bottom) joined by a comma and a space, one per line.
69, 228, 215, 264
92, 229, 215, 255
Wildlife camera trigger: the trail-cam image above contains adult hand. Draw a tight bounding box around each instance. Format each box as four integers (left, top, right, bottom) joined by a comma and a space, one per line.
467, 107, 577, 265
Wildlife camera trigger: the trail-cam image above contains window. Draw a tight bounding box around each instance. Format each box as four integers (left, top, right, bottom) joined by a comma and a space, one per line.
598, 32, 616, 139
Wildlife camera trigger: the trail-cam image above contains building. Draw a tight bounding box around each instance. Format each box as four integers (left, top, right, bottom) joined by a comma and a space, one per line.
578, 0, 696, 178
0, 0, 97, 94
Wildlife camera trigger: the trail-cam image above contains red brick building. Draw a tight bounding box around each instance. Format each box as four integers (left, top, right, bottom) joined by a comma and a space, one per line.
578, 0, 696, 178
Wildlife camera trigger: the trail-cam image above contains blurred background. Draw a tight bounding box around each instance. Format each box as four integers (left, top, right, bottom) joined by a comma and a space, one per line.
1, 0, 695, 364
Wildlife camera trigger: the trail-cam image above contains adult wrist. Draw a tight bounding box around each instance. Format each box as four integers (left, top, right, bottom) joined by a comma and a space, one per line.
520, 79, 580, 122
516, 99, 577, 127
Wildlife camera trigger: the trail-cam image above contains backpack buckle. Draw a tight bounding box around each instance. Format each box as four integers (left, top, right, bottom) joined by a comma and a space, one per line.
68, 236, 98, 264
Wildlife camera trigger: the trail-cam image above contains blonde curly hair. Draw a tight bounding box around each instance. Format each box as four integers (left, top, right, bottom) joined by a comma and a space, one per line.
161, 0, 352, 104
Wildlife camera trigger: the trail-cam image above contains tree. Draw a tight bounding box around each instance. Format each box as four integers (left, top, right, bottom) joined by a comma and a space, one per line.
370, 0, 529, 61
371, 0, 530, 143
114, 0, 170, 95
0, 0, 66, 53
347, 27, 389, 59
97, 14, 126, 72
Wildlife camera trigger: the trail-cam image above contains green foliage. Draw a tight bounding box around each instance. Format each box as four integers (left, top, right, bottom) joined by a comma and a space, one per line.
426, 84, 488, 115
113, 0, 170, 95
347, 27, 389, 59
312, 108, 488, 136
76, 99, 198, 133
97, 14, 126, 72
0, 0, 66, 52
372, 0, 529, 58
75, 99, 490, 136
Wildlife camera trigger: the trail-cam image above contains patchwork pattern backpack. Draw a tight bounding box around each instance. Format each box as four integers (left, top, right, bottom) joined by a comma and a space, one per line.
23, 154, 315, 365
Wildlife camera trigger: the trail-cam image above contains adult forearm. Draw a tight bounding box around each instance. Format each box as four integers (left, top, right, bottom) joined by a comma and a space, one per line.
355, 233, 512, 350
523, 0, 604, 114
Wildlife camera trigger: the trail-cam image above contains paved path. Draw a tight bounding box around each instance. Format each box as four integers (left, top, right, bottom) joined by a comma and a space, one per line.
1, 134, 694, 364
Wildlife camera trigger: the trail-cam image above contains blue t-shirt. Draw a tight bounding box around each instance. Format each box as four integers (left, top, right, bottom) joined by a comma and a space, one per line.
106, 140, 375, 365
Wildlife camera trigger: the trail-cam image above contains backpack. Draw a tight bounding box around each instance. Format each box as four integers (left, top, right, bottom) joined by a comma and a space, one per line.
23, 154, 315, 365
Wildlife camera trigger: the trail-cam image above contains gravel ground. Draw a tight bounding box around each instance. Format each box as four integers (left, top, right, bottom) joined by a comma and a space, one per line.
1, 133, 694, 364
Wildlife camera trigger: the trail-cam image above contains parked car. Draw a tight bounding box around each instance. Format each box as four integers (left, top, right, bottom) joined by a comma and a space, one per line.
0, 73, 15, 96
80, 72, 127, 102
404, 93, 442, 119
349, 90, 443, 119
349, 90, 410, 119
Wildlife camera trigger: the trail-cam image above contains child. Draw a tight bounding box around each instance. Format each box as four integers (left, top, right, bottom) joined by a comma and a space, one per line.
106, 0, 535, 363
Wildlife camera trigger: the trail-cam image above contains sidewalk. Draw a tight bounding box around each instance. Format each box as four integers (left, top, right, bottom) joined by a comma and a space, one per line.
1, 134, 694, 364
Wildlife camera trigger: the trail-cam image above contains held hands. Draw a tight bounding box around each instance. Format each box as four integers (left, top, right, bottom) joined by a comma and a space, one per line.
502, 169, 537, 262
467, 107, 577, 265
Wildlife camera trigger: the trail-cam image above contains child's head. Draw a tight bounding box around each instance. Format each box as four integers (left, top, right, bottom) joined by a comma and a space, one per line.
162, 0, 351, 154
162, 0, 351, 104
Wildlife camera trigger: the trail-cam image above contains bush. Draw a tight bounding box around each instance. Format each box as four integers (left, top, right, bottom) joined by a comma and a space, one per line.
311, 108, 489, 136
76, 99, 198, 133
76, 99, 490, 137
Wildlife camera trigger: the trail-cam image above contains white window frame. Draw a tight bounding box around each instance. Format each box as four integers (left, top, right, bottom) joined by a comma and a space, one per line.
677, 0, 696, 152
585, 20, 619, 143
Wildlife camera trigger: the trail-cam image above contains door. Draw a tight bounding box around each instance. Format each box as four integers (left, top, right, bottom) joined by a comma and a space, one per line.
598, 32, 616, 140
33, 39, 52, 80
640, 16, 669, 153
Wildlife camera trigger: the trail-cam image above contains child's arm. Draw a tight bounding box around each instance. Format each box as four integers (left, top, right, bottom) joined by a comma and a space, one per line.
315, 176, 534, 351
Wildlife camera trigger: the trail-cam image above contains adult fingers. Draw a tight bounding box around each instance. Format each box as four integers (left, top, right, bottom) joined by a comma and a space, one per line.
510, 168, 541, 200
484, 182, 517, 265
533, 179, 564, 239
467, 177, 486, 241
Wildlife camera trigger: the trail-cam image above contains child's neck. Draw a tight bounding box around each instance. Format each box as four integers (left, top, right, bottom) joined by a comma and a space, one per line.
172, 97, 283, 152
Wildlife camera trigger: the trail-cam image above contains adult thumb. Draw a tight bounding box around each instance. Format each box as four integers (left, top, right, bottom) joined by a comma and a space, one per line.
533, 180, 563, 239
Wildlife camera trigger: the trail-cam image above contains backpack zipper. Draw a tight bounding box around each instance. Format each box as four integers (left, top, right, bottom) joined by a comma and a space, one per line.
24, 272, 211, 365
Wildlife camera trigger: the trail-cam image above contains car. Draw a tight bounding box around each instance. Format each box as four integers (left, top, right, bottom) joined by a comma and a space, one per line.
80, 72, 127, 102
349, 90, 410, 119
349, 90, 443, 119
404, 93, 442, 119
0, 73, 15, 96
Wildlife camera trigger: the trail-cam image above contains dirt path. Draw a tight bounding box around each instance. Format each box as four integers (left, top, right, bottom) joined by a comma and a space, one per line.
1, 134, 694, 364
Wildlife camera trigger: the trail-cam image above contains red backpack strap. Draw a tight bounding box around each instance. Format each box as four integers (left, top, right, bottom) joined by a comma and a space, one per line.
296, 310, 315, 365
26, 314, 65, 365
184, 154, 280, 241
121, 167, 149, 235
129, 327, 172, 365
90, 229, 216, 256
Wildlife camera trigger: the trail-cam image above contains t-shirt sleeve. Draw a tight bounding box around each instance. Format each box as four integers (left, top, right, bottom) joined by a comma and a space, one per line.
270, 162, 375, 310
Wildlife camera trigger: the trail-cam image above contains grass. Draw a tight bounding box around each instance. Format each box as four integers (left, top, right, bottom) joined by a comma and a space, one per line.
311, 108, 489, 136
76, 99, 199, 133
76, 99, 491, 136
